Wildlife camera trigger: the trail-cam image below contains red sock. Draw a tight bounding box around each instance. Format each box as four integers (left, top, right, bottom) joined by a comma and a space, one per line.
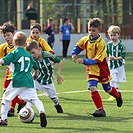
16, 96, 24, 105
10, 107, 14, 111
10, 96, 23, 109
10, 96, 18, 109
91, 91, 104, 110
109, 87, 120, 98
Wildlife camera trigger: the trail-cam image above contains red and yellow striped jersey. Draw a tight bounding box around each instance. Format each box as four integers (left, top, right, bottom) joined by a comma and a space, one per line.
0, 42, 15, 80
0, 42, 15, 58
76, 34, 110, 79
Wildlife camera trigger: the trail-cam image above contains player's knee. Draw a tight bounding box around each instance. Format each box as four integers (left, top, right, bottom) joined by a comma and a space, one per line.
102, 82, 111, 92
89, 86, 97, 92
88, 80, 98, 92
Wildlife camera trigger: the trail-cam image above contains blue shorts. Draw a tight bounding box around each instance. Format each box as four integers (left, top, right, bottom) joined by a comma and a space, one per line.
88, 80, 111, 91
88, 80, 98, 89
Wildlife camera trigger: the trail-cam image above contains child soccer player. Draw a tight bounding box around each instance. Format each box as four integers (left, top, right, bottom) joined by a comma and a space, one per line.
44, 17, 55, 48
0, 21, 26, 116
26, 40, 63, 113
0, 31, 47, 127
71, 18, 123, 117
106, 25, 126, 101
27, 23, 54, 54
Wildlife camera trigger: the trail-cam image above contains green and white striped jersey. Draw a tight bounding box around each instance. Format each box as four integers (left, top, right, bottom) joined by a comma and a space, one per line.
36, 51, 61, 85
2, 47, 38, 88
106, 40, 126, 70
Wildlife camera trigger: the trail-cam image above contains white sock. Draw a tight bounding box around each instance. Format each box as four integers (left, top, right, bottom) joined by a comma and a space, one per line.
26, 102, 32, 107
32, 99, 45, 114
1, 99, 10, 120
50, 97, 59, 106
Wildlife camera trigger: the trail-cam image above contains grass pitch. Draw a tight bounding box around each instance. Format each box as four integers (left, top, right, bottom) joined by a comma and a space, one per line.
0, 54, 132, 133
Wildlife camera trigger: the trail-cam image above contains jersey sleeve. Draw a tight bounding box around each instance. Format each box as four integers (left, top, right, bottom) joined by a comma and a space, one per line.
59, 26, 63, 33
53, 56, 61, 63
71, 45, 82, 55
43, 51, 61, 63
2, 52, 14, 65
39, 38, 54, 54
0, 43, 7, 58
76, 36, 88, 50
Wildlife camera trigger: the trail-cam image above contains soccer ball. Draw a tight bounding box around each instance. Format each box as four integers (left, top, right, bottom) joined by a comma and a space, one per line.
18, 107, 35, 123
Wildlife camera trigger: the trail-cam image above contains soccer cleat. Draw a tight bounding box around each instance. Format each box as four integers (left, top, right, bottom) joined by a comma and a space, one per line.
40, 113, 47, 127
116, 92, 123, 107
8, 109, 14, 117
17, 101, 27, 113
55, 104, 63, 113
0, 119, 8, 126
107, 96, 115, 101
92, 109, 106, 117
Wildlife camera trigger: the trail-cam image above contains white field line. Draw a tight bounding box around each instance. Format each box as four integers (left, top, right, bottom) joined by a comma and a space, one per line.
0, 89, 132, 100
37, 89, 133, 96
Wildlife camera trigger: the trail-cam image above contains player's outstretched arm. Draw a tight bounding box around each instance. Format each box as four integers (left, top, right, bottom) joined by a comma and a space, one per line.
83, 58, 98, 65
71, 46, 82, 63
77, 58, 98, 65
56, 60, 63, 85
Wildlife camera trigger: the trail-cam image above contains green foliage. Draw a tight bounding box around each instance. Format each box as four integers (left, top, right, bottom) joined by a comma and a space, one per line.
0, 54, 132, 133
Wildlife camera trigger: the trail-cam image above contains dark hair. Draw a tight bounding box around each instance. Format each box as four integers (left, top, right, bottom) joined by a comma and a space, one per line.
26, 40, 39, 51
30, 23, 41, 32
0, 21, 15, 34
63, 18, 69, 24
48, 17, 54, 22
88, 18, 102, 29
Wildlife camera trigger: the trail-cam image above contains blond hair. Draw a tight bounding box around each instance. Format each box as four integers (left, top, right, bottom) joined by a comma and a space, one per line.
13, 31, 27, 46
107, 25, 121, 34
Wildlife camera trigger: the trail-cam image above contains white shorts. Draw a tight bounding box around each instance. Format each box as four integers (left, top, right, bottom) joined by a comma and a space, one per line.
34, 80, 58, 99
110, 65, 126, 83
3, 81, 39, 102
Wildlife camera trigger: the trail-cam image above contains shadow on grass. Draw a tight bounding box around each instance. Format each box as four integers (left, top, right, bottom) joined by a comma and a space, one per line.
47, 112, 132, 122
59, 96, 92, 103
59, 95, 132, 107
45, 126, 132, 133
7, 113, 132, 132
8, 124, 132, 133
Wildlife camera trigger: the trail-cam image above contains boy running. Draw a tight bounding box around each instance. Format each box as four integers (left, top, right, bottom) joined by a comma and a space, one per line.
71, 18, 123, 117
0, 21, 26, 116
106, 25, 126, 101
26, 40, 63, 113
0, 31, 47, 127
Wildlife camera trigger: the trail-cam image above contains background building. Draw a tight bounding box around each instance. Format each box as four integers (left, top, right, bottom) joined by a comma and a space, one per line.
0, 0, 132, 38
